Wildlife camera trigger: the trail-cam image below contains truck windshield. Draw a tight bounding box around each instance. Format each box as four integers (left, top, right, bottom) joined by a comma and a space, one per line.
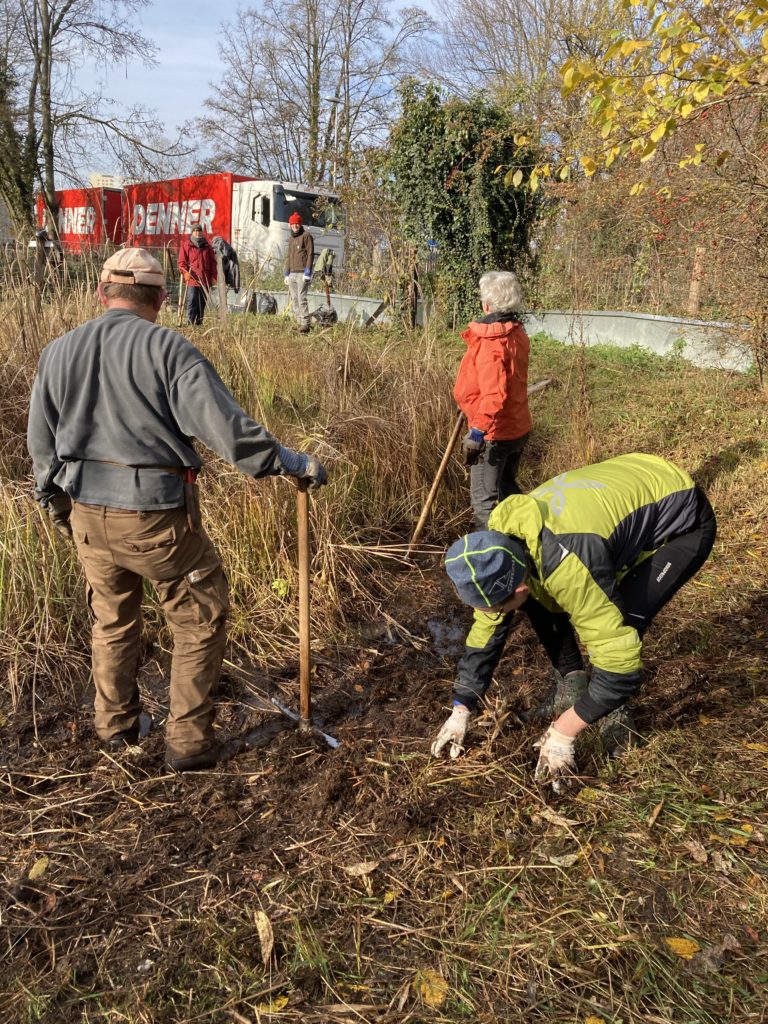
274, 188, 343, 230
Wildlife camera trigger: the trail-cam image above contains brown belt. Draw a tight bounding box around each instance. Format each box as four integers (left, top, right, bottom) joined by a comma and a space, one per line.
81, 459, 201, 534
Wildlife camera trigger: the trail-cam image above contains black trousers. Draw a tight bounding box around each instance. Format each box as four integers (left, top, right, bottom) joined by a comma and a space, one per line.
186, 286, 207, 325
526, 487, 717, 677
469, 433, 529, 527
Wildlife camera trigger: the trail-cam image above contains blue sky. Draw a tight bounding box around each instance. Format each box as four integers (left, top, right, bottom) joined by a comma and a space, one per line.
82, 0, 225, 172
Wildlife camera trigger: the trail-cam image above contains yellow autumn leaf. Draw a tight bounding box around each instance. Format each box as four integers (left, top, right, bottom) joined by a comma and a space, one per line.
256, 994, 289, 1013
28, 856, 50, 881
665, 936, 701, 959
529, 172, 540, 193
742, 742, 768, 752
580, 156, 597, 176
254, 910, 274, 965
414, 969, 449, 1008
512, 169, 524, 188
383, 891, 397, 905
585, 1017, 606, 1024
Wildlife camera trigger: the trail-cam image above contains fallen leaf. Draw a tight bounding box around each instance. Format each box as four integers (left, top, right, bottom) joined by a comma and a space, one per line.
665, 936, 701, 959
647, 798, 665, 828
534, 806, 580, 829
741, 742, 768, 752
413, 969, 449, 1008
683, 840, 708, 864
711, 850, 731, 875
343, 860, 379, 877
585, 1017, 606, 1024
743, 925, 760, 945
255, 995, 289, 1013
688, 934, 740, 974
576, 786, 602, 803
254, 910, 274, 965
28, 856, 49, 880
548, 852, 579, 868
382, 891, 397, 905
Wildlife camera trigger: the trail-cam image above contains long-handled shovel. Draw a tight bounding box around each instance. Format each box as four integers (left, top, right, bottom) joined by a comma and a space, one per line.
272, 480, 339, 748
406, 410, 465, 558
240, 482, 339, 751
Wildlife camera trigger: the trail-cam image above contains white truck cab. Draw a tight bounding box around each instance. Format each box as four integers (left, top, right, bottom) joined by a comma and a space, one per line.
231, 180, 344, 271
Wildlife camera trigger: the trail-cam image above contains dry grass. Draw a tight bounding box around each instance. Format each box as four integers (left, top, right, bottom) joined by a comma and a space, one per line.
1, 284, 767, 1023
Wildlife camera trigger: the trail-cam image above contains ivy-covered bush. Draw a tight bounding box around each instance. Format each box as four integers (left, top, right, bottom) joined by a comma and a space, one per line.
387, 82, 541, 323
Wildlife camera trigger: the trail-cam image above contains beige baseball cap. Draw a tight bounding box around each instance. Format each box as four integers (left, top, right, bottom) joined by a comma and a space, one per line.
101, 247, 166, 287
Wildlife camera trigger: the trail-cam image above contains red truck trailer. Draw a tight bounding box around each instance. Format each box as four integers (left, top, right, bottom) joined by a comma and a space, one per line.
39, 173, 345, 269
123, 173, 255, 249
36, 187, 123, 252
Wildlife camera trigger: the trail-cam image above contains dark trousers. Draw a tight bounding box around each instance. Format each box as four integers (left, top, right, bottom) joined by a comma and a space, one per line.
186, 285, 207, 325
526, 487, 717, 676
470, 433, 529, 527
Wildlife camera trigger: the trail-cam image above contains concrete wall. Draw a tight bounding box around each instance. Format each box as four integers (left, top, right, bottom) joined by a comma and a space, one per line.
522, 309, 751, 373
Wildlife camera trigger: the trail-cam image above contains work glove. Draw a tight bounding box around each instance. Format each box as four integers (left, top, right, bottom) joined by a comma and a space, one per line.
462, 428, 486, 467
284, 274, 290, 284
431, 703, 470, 759
47, 492, 73, 539
295, 454, 327, 490
303, 267, 312, 279
534, 725, 577, 794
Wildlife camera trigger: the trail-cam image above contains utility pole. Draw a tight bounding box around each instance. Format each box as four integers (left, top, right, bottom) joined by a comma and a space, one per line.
324, 97, 341, 187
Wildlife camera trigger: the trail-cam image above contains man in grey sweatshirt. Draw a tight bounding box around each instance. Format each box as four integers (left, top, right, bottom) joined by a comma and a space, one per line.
27, 247, 327, 771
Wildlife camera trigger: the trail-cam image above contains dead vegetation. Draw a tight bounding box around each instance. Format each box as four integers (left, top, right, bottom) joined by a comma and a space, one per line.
1, 298, 767, 1022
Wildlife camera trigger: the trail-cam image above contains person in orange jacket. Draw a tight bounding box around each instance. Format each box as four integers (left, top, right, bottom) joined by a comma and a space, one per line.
453, 271, 532, 526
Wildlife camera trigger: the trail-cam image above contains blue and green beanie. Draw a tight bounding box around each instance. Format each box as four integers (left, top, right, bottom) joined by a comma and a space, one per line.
445, 531, 528, 609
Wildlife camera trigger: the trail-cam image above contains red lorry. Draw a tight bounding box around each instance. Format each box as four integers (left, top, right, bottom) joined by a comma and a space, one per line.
39, 173, 345, 269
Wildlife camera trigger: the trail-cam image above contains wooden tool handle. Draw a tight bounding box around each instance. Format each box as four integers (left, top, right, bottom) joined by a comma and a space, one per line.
297, 480, 311, 728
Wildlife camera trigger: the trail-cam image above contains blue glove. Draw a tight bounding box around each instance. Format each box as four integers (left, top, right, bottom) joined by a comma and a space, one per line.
462, 427, 486, 467
303, 267, 312, 279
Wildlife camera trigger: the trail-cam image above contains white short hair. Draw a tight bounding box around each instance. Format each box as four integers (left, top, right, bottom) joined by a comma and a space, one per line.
479, 271, 523, 313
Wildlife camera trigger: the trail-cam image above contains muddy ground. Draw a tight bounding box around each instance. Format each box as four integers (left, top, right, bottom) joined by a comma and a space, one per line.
2, 568, 767, 1023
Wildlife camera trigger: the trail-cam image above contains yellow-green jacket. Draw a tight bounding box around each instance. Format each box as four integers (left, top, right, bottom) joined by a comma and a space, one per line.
454, 453, 699, 712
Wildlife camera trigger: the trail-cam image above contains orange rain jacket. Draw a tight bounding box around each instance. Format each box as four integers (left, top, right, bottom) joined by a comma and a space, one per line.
453, 314, 532, 440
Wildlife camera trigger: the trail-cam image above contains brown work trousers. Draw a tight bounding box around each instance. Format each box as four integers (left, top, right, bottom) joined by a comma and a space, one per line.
70, 503, 229, 757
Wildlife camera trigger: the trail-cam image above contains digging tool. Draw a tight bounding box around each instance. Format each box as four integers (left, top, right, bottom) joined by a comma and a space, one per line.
405, 379, 554, 558
406, 409, 465, 557
242, 479, 340, 751
176, 276, 188, 327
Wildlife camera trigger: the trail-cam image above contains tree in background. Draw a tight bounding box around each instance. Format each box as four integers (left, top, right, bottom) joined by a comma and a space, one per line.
387, 82, 541, 322
0, 0, 182, 237
200, 0, 432, 186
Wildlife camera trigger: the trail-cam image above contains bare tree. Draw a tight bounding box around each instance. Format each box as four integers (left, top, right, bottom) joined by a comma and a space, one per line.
412, 0, 614, 119
200, 0, 432, 185
0, 0, 186, 236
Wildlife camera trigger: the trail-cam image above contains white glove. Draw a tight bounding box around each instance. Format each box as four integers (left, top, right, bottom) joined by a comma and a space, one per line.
431, 704, 470, 759
534, 725, 577, 793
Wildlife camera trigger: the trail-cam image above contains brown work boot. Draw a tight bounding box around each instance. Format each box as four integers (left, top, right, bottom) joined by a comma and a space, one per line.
165, 738, 243, 773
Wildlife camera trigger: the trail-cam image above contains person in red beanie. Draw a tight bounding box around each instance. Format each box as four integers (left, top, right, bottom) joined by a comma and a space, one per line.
178, 223, 217, 325
283, 212, 314, 333
454, 270, 532, 526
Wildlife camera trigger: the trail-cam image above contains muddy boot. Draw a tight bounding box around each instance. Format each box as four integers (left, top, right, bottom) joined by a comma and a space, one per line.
165, 738, 243, 773
102, 727, 140, 753
599, 706, 639, 756
529, 669, 589, 721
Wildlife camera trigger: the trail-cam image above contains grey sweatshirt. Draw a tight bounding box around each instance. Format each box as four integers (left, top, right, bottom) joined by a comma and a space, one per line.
27, 307, 296, 510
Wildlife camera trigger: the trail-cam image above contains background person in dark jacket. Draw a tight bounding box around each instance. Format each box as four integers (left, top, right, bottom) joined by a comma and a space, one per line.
283, 212, 314, 333
27, 247, 327, 772
454, 271, 532, 527
178, 222, 217, 325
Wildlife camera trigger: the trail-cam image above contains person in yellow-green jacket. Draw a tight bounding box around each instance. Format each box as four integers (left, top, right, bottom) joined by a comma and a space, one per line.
431, 453, 716, 791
